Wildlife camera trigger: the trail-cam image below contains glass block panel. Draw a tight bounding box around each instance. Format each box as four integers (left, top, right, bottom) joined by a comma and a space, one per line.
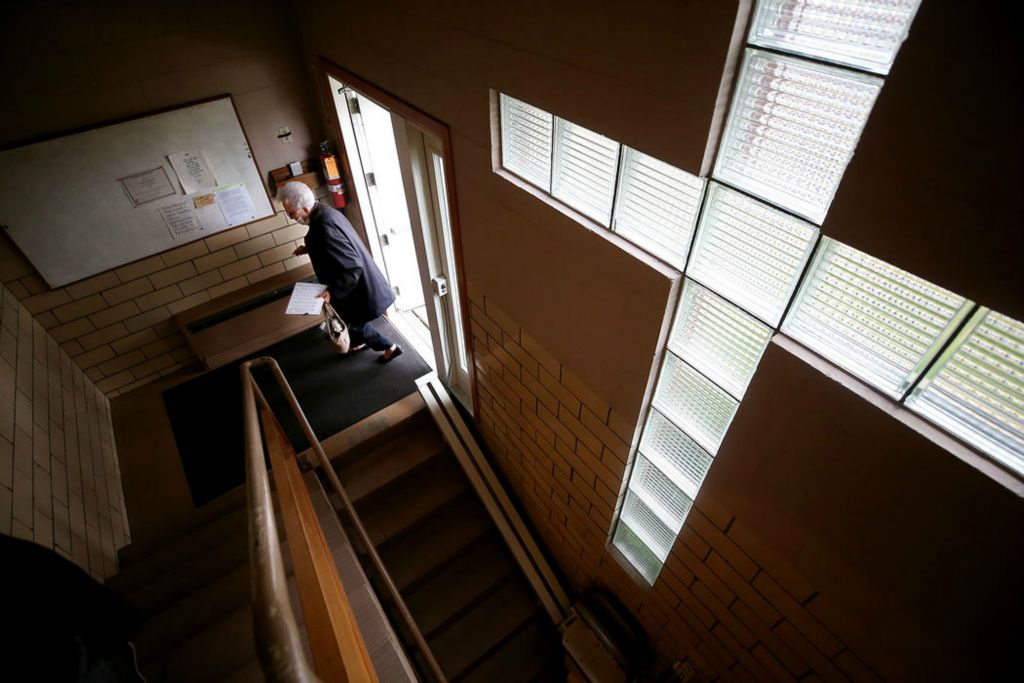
749, 0, 922, 75
713, 49, 883, 224
783, 238, 972, 398
499, 94, 553, 191
907, 309, 1024, 475
612, 522, 662, 584
612, 147, 705, 268
552, 118, 620, 226
689, 182, 818, 326
639, 409, 714, 499
670, 280, 773, 399
653, 353, 739, 454
629, 451, 697, 528
620, 491, 675, 561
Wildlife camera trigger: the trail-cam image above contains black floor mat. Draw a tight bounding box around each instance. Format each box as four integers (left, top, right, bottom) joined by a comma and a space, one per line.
163, 317, 431, 507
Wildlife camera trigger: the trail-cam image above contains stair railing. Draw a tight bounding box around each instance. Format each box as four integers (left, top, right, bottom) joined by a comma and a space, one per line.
242, 357, 446, 683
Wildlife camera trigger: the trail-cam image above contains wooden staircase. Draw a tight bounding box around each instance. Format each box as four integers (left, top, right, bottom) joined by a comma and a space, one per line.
106, 391, 566, 682
329, 396, 566, 682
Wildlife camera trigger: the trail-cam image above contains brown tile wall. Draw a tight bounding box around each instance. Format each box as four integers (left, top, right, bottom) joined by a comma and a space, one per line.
469, 289, 882, 682
0, 198, 316, 397
0, 283, 127, 580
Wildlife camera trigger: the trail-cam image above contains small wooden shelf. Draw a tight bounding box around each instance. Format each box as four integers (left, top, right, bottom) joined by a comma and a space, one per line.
269, 160, 322, 195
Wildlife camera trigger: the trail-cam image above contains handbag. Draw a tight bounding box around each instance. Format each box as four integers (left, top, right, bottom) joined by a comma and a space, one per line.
319, 301, 351, 354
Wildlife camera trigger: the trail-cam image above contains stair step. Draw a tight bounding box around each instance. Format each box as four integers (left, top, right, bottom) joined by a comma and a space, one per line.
404, 534, 516, 638
429, 577, 541, 679
458, 614, 563, 683
336, 419, 448, 504
134, 561, 251, 663
357, 453, 468, 546
119, 526, 250, 616
378, 493, 493, 591
318, 392, 429, 463
220, 659, 266, 683
143, 604, 257, 683
116, 485, 247, 568
109, 500, 246, 595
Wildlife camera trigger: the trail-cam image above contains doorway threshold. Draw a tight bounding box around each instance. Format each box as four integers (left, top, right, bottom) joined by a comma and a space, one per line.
387, 307, 435, 371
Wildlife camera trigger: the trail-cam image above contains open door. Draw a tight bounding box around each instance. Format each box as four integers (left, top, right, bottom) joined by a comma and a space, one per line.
395, 123, 473, 409
325, 69, 474, 413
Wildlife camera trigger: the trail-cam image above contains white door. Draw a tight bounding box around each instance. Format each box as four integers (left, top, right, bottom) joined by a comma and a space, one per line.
394, 123, 473, 409
334, 85, 423, 312
328, 75, 472, 411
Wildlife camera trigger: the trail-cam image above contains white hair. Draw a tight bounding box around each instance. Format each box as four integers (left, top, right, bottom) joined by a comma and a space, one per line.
278, 181, 316, 211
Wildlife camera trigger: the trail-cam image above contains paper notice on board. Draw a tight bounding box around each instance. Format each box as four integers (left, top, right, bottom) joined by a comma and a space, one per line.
193, 193, 216, 208
158, 200, 202, 240
168, 150, 217, 194
216, 183, 256, 226
120, 167, 176, 207
286, 282, 329, 315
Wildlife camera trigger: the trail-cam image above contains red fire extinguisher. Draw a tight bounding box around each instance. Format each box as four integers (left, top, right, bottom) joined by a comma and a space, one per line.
319, 141, 348, 209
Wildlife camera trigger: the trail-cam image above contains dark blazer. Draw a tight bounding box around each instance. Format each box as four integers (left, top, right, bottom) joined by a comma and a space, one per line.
304, 203, 395, 324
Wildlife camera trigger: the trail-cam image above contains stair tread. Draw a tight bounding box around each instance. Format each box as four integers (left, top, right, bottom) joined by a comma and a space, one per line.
134, 561, 251, 663
357, 453, 468, 546
336, 419, 448, 504
144, 604, 257, 683
319, 392, 429, 463
109, 502, 247, 594
116, 485, 247, 568
117, 525, 250, 616
458, 614, 563, 683
220, 659, 266, 683
378, 494, 493, 590
404, 534, 516, 637
429, 577, 542, 679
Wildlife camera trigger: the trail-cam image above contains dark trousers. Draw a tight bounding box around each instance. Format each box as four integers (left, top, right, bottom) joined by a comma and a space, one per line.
349, 320, 393, 351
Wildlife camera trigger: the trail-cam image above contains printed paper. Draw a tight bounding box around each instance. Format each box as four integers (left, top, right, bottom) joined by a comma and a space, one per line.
120, 167, 176, 207
169, 150, 217, 194
286, 282, 329, 315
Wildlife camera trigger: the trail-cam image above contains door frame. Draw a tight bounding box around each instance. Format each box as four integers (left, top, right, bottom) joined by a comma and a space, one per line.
315, 57, 477, 414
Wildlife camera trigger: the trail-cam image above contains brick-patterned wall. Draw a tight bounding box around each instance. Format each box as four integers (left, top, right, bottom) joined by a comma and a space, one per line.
469, 289, 883, 682
0, 283, 127, 580
0, 198, 314, 397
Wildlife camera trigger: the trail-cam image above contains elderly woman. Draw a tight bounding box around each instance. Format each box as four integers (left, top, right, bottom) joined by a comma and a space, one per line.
278, 181, 402, 362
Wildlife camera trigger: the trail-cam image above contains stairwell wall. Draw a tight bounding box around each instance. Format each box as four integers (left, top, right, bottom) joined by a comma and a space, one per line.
291, 2, 1024, 681
0, 283, 128, 580
0, 0, 326, 397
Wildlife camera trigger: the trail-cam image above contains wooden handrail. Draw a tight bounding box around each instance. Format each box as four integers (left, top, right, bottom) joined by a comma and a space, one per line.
259, 404, 377, 682
242, 358, 377, 683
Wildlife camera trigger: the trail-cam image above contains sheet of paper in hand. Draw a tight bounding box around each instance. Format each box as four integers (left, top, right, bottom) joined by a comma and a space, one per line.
286, 282, 329, 315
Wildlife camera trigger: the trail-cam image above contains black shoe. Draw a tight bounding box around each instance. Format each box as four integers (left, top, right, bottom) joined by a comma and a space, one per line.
378, 344, 403, 363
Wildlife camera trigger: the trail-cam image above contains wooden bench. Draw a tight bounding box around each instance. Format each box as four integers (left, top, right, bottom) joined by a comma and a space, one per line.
175, 264, 322, 370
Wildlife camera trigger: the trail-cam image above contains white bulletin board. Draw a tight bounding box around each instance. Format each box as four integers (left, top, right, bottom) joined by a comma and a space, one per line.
0, 96, 273, 288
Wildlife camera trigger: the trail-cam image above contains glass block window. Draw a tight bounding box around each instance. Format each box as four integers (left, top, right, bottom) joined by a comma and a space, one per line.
653, 353, 739, 454
749, 0, 922, 75
689, 183, 818, 326
669, 280, 773, 399
907, 309, 1024, 476
783, 238, 973, 399
619, 491, 675, 561
713, 49, 883, 224
612, 522, 663, 584
552, 118, 620, 226
638, 409, 714, 499
499, 94, 553, 191
612, 147, 706, 269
